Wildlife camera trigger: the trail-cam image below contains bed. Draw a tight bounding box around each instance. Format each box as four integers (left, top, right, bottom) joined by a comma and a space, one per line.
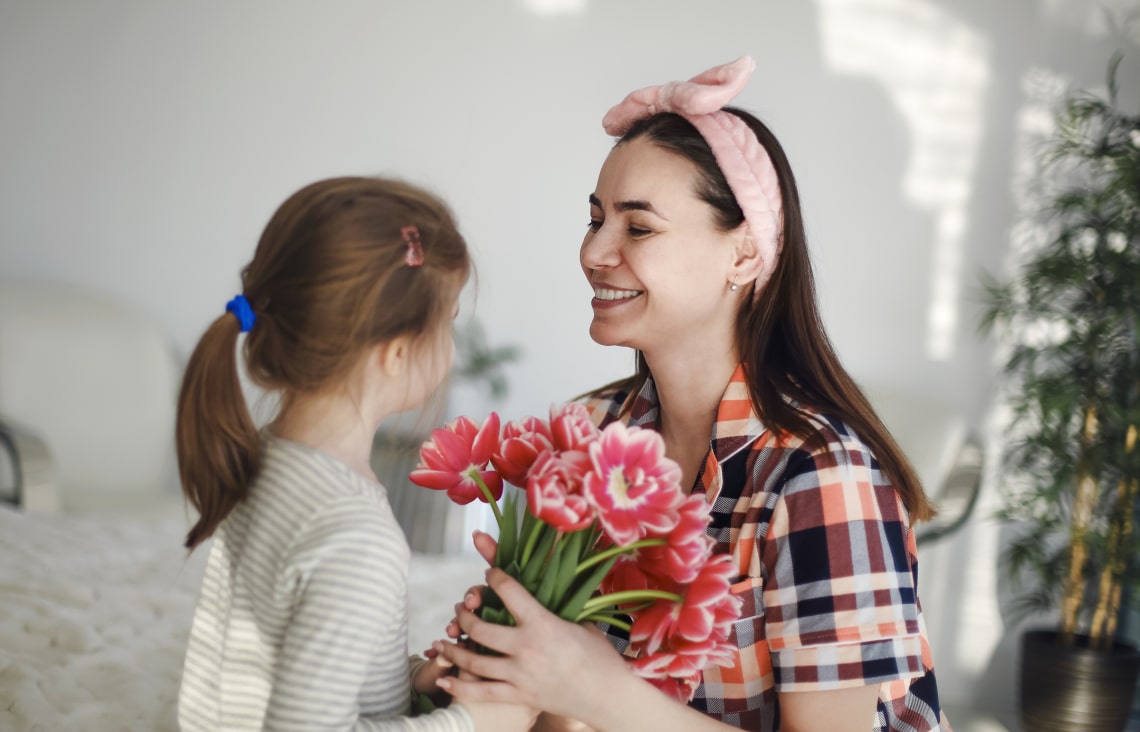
0, 501, 487, 731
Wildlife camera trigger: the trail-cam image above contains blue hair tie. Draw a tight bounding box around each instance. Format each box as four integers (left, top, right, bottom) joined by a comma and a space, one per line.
225, 294, 256, 333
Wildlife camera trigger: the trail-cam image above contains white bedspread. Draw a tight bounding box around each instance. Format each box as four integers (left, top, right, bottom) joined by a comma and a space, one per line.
0, 504, 486, 731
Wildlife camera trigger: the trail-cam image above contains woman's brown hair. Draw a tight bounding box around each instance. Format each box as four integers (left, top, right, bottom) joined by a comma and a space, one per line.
177, 176, 470, 549
598, 110, 934, 523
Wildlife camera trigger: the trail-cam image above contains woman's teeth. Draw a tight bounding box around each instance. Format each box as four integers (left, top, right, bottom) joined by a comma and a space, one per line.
594, 287, 642, 301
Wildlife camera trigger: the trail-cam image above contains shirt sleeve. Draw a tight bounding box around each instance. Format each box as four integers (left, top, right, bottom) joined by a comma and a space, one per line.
760, 432, 926, 693
262, 497, 475, 732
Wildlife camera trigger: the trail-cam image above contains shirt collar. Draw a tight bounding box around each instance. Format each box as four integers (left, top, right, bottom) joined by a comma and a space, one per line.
629, 363, 767, 465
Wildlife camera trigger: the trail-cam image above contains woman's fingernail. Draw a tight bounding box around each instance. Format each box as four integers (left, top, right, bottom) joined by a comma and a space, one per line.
436, 677, 452, 690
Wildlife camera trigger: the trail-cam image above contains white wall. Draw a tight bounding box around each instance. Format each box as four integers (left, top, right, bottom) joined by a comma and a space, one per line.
2, 0, 1138, 720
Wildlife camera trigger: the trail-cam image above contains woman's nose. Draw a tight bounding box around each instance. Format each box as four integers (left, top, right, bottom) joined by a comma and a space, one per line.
580, 227, 621, 270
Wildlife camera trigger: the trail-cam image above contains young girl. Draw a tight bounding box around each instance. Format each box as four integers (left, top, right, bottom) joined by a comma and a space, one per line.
438, 58, 951, 731
175, 176, 533, 731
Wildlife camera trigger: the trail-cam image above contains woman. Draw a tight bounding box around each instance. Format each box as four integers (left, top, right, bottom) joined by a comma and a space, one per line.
436, 57, 951, 732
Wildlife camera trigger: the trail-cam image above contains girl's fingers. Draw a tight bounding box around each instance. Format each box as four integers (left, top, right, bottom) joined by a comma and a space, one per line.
444, 584, 486, 640
427, 641, 454, 668
462, 585, 484, 611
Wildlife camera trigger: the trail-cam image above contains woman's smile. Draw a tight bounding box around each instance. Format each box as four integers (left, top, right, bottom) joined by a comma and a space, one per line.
592, 285, 644, 309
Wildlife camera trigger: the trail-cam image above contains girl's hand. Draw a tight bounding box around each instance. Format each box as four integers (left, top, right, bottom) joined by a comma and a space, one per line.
412, 646, 455, 697
435, 568, 633, 725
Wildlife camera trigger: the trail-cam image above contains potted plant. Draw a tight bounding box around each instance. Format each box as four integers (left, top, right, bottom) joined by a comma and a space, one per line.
981, 54, 1140, 731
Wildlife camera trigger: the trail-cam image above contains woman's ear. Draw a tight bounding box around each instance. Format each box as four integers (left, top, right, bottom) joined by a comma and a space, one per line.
730, 223, 766, 286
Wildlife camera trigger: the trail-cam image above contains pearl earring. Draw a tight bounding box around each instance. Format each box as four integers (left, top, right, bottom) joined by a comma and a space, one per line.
730, 282, 739, 291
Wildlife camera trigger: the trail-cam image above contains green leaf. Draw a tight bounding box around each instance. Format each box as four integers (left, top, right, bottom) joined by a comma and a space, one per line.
553, 530, 586, 608
535, 535, 569, 608
558, 554, 619, 622
520, 526, 558, 591
494, 492, 520, 569
481, 605, 510, 626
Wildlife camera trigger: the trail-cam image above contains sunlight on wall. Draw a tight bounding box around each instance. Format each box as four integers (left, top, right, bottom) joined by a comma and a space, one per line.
1039, 0, 1140, 43
815, 0, 989, 362
519, 0, 588, 16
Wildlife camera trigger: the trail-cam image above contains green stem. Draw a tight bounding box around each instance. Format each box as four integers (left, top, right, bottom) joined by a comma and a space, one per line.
519, 517, 545, 569
578, 589, 682, 618
579, 613, 632, 632
575, 538, 667, 575
471, 470, 503, 527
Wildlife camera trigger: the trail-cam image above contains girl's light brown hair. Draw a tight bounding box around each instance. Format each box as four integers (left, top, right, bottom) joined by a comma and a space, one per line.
177, 176, 470, 549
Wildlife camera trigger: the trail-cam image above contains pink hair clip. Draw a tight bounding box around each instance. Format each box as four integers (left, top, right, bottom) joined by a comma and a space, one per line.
402, 225, 424, 267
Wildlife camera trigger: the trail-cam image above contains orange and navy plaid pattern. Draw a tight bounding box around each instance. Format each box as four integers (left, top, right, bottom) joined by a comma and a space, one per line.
583, 365, 949, 731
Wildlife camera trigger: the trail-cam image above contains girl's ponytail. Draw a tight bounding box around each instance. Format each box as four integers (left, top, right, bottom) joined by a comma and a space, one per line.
176, 313, 260, 550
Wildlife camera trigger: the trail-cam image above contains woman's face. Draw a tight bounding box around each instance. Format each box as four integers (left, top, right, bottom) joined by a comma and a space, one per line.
581, 137, 742, 354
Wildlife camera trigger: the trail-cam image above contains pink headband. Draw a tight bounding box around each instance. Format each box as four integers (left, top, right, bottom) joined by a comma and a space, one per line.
602, 56, 783, 296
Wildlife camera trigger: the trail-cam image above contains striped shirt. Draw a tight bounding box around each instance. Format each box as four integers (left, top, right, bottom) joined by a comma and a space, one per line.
584, 366, 950, 731
178, 434, 473, 731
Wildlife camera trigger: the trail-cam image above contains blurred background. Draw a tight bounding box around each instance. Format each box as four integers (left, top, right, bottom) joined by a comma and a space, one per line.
2, 1, 1139, 729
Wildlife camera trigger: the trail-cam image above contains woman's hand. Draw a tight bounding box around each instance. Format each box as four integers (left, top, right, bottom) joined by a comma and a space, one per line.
452, 667, 540, 732
435, 568, 635, 725
444, 530, 497, 640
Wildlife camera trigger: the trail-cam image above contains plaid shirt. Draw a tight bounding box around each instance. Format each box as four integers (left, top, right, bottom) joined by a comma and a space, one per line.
583, 365, 950, 731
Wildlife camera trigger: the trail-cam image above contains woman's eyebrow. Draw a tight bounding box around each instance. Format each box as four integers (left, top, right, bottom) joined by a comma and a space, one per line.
588, 194, 667, 219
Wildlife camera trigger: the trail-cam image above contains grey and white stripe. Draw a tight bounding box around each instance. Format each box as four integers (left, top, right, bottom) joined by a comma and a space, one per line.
179, 434, 473, 731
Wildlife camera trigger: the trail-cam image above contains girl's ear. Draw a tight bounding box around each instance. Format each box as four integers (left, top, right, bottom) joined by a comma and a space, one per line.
730, 223, 766, 286
375, 335, 413, 377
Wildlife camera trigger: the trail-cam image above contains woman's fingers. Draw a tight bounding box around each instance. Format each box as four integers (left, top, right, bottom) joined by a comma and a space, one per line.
437, 674, 525, 706
435, 636, 513, 682
485, 568, 547, 625
454, 601, 517, 654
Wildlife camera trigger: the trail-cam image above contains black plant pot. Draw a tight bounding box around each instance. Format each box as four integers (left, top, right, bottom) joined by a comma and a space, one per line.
1020, 629, 1140, 732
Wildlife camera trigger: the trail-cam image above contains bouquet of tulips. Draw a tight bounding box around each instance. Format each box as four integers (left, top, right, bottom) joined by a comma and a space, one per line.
409, 404, 742, 701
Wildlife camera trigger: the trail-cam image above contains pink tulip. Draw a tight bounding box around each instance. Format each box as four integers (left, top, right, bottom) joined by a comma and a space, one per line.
550, 402, 600, 453
583, 422, 684, 546
637, 494, 715, 584
409, 413, 504, 505
526, 450, 595, 532
600, 553, 659, 598
631, 630, 737, 679
642, 671, 704, 703
629, 554, 740, 655
491, 416, 555, 487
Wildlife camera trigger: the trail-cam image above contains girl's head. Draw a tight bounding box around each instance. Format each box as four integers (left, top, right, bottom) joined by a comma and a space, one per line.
177, 176, 469, 549
587, 59, 934, 522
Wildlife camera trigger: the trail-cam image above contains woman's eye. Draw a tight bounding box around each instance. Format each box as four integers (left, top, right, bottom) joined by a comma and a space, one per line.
628, 226, 652, 237
587, 219, 602, 232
